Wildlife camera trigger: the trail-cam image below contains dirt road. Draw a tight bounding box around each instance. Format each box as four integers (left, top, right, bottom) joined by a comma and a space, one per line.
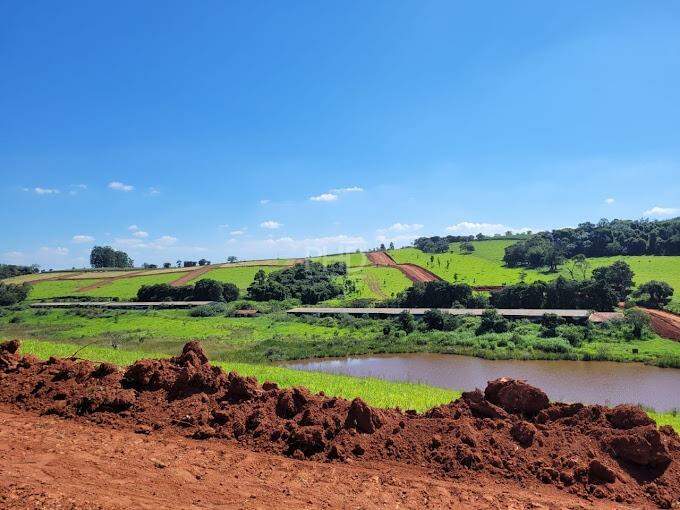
641, 308, 680, 341
169, 266, 213, 287
367, 252, 441, 283
1, 405, 625, 510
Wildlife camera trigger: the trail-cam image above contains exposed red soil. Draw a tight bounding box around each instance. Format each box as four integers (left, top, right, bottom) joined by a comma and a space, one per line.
1, 339, 678, 508
367, 252, 441, 283
168, 266, 214, 287
641, 308, 680, 341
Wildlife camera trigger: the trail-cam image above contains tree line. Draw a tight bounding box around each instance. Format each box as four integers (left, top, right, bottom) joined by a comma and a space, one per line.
504, 218, 680, 269
137, 279, 239, 302
413, 233, 529, 254
0, 264, 40, 279
90, 246, 134, 268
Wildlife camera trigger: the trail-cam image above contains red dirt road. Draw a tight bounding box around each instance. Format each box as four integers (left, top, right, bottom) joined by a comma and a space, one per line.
169, 266, 213, 287
0, 405, 622, 510
367, 252, 441, 283
641, 308, 680, 341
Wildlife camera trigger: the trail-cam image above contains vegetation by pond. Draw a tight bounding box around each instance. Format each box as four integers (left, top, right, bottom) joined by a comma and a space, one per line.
1, 306, 679, 368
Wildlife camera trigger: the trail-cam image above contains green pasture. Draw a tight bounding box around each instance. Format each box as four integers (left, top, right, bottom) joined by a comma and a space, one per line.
199, 265, 277, 290
309, 252, 370, 267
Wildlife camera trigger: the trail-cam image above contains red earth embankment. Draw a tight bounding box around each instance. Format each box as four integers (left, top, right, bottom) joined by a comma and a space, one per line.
169, 266, 214, 287
0, 339, 678, 508
641, 308, 680, 341
367, 252, 441, 283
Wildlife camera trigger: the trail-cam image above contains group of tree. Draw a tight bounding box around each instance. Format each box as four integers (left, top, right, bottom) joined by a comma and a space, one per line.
413, 232, 530, 254
0, 264, 39, 279
90, 246, 134, 268
489, 260, 673, 310
247, 261, 346, 305
0, 282, 30, 306
394, 280, 480, 308
504, 218, 680, 269
136, 278, 239, 302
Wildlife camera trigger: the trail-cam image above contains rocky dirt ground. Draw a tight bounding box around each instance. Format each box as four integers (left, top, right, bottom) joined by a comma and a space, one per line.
0, 339, 678, 509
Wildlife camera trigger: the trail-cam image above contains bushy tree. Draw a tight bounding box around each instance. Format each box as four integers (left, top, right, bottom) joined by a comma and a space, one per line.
632, 281, 674, 309
540, 313, 564, 338
423, 309, 445, 330
193, 279, 225, 301
0, 282, 30, 306
459, 242, 475, 254
623, 308, 650, 338
222, 282, 239, 302
90, 246, 133, 268
395, 310, 416, 333
592, 260, 634, 301
397, 281, 472, 308
476, 309, 509, 335
0, 264, 39, 279
247, 262, 343, 304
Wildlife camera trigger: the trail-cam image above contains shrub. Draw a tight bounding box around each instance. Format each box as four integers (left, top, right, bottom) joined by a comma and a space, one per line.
0, 282, 30, 306
532, 337, 572, 353
476, 309, 509, 335
540, 313, 564, 338
193, 279, 225, 301
423, 309, 445, 331
631, 281, 674, 309
395, 310, 416, 333
557, 324, 585, 347
189, 302, 229, 317
623, 308, 650, 339
222, 283, 239, 302
397, 281, 472, 308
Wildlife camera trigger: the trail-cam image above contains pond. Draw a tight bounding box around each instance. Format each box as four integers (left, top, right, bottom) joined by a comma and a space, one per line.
284, 353, 680, 411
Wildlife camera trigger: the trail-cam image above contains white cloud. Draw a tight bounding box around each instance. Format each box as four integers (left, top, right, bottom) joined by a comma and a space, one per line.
153, 235, 177, 246
132, 230, 149, 238
446, 221, 533, 236
72, 235, 94, 244
128, 225, 139, 231
33, 187, 60, 195
604, 198, 615, 205
68, 184, 87, 196
259, 199, 270, 204
114, 235, 178, 250
261, 234, 366, 256
148, 187, 160, 195
229, 230, 245, 236
643, 206, 679, 218
2, 251, 23, 259
40, 246, 69, 256
310, 193, 338, 202
380, 223, 424, 233
108, 181, 134, 192
260, 220, 282, 229
331, 186, 364, 193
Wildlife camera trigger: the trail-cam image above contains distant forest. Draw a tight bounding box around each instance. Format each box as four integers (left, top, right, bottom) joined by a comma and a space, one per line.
504, 218, 680, 269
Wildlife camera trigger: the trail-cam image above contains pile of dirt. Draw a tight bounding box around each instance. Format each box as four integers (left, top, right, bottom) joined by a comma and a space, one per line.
1, 340, 678, 508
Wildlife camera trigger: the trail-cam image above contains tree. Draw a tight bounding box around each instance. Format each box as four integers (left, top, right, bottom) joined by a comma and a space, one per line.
592, 260, 634, 301
198, 258, 210, 266
389, 242, 395, 250
222, 283, 239, 302
476, 309, 509, 335
632, 281, 674, 309
423, 309, 445, 330
540, 313, 564, 338
227, 256, 238, 263
176, 260, 182, 268
395, 310, 415, 333
183, 261, 197, 267
163, 262, 172, 269
379, 243, 386, 251
624, 308, 650, 339
459, 242, 475, 255
0, 282, 30, 306
90, 246, 133, 268
193, 279, 225, 301
564, 254, 590, 280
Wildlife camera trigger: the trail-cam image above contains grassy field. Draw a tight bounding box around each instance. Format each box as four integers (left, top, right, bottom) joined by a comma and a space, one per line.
342, 266, 412, 300
27, 278, 102, 300
389, 241, 680, 307
2, 307, 679, 367
14, 338, 678, 430
309, 252, 370, 267
198, 266, 277, 290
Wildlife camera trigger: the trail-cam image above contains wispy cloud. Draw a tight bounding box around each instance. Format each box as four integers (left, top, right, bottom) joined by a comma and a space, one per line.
310, 185, 363, 203
108, 181, 134, 192
379, 223, 424, 233
259, 199, 270, 204
40, 246, 69, 256
310, 193, 338, 202
643, 206, 679, 218
446, 221, 533, 235
604, 197, 615, 205
260, 220, 282, 229
28, 187, 60, 195
230, 230, 245, 236
148, 187, 160, 195
72, 235, 94, 243
132, 230, 149, 238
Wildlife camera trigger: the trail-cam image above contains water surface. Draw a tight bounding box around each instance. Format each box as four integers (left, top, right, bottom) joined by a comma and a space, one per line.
285, 354, 680, 411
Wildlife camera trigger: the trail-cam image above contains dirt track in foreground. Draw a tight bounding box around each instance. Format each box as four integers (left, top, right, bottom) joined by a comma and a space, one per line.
0, 339, 678, 509
0, 405, 623, 510
367, 252, 441, 283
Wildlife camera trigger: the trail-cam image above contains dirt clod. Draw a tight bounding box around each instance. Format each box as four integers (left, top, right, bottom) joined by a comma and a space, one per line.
1, 340, 678, 509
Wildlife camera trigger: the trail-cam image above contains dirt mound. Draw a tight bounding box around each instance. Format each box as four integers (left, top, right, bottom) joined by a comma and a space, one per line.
366, 251, 441, 283
641, 308, 680, 341
1, 340, 678, 508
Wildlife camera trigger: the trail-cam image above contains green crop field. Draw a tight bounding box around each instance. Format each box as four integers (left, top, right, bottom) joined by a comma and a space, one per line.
199, 265, 277, 290
389, 240, 680, 307
27, 278, 102, 300
310, 252, 370, 267
345, 266, 412, 300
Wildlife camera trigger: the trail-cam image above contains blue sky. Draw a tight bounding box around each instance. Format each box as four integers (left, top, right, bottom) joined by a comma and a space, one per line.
1, 1, 679, 268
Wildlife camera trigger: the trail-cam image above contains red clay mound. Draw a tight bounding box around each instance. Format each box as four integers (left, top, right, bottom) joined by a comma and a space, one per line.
0, 339, 678, 508
641, 308, 680, 341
